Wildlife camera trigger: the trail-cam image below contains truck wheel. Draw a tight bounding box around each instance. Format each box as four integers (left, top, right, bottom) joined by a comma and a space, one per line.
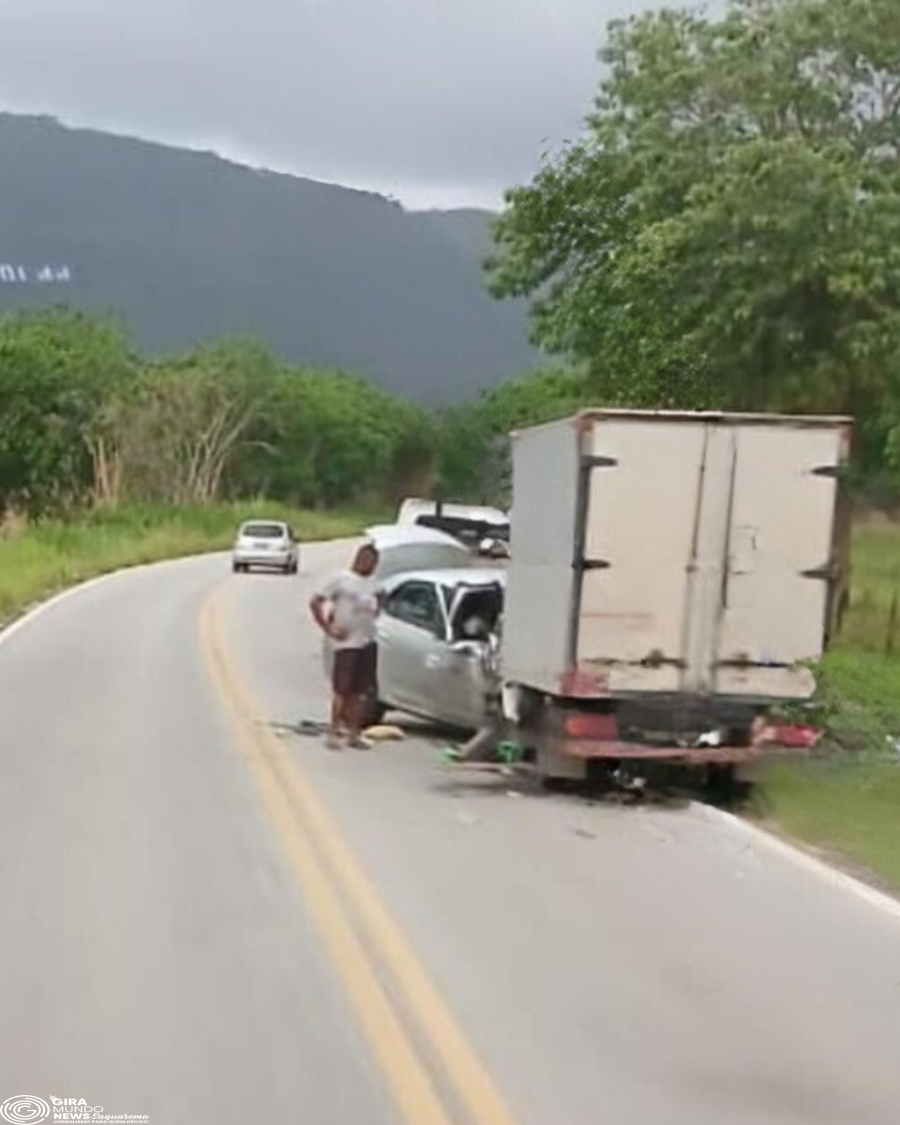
704, 764, 737, 806
586, 758, 619, 793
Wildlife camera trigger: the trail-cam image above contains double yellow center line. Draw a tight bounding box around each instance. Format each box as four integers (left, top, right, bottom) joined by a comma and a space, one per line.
199, 583, 520, 1125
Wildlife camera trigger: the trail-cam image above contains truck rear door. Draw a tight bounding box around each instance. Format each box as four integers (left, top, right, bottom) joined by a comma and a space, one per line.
714, 422, 848, 697
574, 414, 847, 701
577, 418, 709, 693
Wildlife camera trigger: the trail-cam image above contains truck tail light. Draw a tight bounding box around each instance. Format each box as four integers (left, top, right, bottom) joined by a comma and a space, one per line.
563, 713, 619, 740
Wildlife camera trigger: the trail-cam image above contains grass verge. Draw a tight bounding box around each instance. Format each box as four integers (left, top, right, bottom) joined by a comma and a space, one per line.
755, 523, 900, 895
0, 501, 372, 627
759, 758, 900, 893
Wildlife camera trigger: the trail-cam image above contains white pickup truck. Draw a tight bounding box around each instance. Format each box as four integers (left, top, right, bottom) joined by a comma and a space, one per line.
501, 409, 852, 781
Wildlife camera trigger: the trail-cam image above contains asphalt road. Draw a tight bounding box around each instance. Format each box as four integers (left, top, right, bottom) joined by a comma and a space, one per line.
1, 540, 898, 1125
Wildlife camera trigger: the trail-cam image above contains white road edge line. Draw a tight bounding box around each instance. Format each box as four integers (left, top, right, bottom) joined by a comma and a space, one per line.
2, 553, 896, 927
694, 802, 900, 925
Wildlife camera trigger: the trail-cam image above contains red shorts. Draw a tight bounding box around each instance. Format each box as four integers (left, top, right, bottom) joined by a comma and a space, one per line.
332, 643, 378, 698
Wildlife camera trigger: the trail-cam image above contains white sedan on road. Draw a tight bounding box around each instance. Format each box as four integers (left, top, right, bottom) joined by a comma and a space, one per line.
232, 520, 299, 575
372, 567, 505, 731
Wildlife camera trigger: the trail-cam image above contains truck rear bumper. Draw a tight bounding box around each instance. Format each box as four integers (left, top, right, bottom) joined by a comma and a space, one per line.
526, 700, 822, 765
557, 738, 795, 765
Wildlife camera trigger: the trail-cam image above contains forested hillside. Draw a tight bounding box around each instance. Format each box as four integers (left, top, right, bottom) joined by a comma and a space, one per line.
0, 114, 537, 401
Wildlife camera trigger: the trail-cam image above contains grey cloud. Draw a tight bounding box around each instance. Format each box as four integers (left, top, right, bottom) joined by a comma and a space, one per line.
0, 0, 654, 208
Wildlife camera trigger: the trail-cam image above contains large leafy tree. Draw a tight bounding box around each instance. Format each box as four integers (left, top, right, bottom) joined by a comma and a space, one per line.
0, 309, 134, 515
436, 365, 591, 502
488, 0, 900, 436
237, 368, 438, 507
108, 339, 279, 505
291, 372, 436, 507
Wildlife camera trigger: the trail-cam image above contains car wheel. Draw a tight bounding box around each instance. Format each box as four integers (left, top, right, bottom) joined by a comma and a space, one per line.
232, 561, 242, 574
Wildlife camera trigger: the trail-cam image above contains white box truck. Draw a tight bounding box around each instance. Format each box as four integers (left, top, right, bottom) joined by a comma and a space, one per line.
502, 410, 852, 781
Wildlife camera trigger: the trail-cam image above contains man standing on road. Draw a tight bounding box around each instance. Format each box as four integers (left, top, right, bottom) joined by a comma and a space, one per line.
309, 542, 382, 750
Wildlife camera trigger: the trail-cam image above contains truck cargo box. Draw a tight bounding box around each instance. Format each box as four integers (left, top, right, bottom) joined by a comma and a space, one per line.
503, 410, 852, 705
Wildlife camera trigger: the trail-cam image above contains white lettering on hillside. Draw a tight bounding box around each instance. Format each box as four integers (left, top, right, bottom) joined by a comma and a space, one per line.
0, 264, 73, 284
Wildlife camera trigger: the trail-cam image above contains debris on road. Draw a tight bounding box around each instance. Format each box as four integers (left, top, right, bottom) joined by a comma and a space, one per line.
754, 720, 823, 750
295, 719, 330, 737
441, 737, 524, 766
364, 724, 405, 742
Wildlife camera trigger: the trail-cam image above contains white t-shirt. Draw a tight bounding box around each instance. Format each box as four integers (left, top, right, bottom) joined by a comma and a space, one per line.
317, 570, 380, 651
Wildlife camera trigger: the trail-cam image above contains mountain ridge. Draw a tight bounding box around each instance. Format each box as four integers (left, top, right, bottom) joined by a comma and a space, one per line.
0, 113, 538, 400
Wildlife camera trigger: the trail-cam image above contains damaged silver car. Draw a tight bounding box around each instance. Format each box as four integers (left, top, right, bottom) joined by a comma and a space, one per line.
372, 568, 505, 731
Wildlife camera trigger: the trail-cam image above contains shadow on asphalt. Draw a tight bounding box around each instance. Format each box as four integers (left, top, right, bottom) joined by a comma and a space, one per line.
268, 715, 752, 814
429, 771, 696, 812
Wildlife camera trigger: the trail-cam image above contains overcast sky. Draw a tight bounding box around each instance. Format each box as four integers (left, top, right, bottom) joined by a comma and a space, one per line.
0, 0, 655, 210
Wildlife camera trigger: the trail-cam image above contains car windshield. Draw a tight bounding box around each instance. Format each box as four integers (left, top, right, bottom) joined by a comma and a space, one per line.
449, 583, 504, 640
241, 523, 285, 539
